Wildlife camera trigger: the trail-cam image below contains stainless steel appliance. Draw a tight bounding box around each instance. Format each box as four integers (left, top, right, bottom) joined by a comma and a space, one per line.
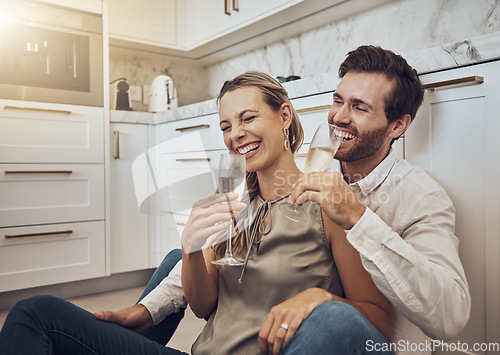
0, 1, 103, 107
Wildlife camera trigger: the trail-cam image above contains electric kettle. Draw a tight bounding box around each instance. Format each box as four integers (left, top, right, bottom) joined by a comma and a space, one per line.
148, 75, 178, 112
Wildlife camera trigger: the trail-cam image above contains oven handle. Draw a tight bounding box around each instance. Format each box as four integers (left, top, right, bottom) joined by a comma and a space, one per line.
5, 230, 73, 239
5, 170, 73, 175
4, 106, 72, 115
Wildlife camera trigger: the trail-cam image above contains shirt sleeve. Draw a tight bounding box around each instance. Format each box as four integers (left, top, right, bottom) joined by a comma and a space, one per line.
139, 260, 188, 325
347, 192, 471, 340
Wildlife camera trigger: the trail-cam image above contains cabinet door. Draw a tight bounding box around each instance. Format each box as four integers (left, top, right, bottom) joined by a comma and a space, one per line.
0, 164, 104, 228
0, 221, 105, 292
406, 61, 500, 352
156, 113, 224, 153
108, 0, 177, 47
110, 123, 150, 273
150, 149, 222, 267
184, 0, 301, 46
38, 0, 102, 14
0, 100, 104, 163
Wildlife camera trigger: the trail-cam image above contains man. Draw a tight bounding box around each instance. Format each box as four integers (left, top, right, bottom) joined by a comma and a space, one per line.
97, 46, 470, 354
287, 45, 470, 353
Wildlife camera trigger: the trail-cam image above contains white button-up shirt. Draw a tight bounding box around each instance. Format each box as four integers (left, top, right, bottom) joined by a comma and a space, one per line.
141, 151, 470, 354
342, 151, 470, 354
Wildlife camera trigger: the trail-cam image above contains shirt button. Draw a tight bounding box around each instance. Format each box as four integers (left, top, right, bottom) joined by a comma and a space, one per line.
356, 239, 364, 247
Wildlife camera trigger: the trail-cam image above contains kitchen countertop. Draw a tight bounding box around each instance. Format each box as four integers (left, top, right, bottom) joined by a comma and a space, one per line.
111, 32, 500, 125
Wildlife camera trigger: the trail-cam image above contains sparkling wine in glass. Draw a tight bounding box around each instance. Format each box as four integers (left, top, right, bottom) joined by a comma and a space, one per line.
280, 122, 341, 222
212, 153, 246, 266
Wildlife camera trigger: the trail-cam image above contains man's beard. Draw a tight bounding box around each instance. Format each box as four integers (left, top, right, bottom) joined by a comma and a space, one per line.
335, 124, 389, 162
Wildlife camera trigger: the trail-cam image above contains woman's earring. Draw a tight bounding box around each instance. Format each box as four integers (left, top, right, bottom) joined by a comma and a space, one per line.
283, 127, 290, 150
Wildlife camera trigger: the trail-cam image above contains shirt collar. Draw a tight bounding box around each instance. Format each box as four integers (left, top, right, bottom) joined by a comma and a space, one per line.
347, 150, 397, 197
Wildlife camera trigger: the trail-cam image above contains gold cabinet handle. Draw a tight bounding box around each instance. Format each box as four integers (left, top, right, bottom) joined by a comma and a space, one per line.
176, 222, 186, 227
176, 158, 211, 162
4, 105, 72, 115
296, 105, 331, 114
294, 153, 308, 158
5, 230, 73, 239
5, 170, 73, 174
175, 124, 210, 132
224, 0, 231, 15
423, 76, 484, 91
232, 0, 239, 11
113, 131, 120, 159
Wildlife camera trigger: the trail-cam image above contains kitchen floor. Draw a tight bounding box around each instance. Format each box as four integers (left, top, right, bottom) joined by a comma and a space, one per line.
0, 286, 205, 354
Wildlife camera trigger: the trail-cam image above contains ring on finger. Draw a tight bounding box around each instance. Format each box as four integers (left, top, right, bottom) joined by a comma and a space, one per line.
280, 322, 289, 331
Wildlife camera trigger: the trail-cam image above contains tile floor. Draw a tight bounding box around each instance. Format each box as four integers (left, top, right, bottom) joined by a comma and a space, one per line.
0, 286, 205, 354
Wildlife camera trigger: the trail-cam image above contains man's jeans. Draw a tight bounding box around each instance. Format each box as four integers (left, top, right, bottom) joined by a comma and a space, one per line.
0, 248, 394, 354
0, 249, 186, 355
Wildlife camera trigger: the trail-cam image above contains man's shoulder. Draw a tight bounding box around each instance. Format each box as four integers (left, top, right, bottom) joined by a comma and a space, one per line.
386, 159, 450, 198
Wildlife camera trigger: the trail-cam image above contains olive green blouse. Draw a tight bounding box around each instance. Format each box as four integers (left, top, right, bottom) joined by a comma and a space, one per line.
192, 194, 344, 355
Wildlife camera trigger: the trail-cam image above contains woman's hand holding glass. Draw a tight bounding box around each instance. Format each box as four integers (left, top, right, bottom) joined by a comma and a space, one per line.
181, 192, 246, 255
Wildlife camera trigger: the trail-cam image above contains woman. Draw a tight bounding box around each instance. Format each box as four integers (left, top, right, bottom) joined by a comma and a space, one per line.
0, 71, 392, 355
181, 71, 392, 354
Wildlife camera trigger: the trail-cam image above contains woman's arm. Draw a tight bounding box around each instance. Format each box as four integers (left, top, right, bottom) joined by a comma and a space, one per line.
181, 193, 246, 318
324, 214, 391, 339
181, 248, 218, 318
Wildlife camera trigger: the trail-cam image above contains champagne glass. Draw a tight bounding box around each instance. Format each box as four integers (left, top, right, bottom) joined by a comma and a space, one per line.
280, 122, 342, 222
212, 153, 246, 266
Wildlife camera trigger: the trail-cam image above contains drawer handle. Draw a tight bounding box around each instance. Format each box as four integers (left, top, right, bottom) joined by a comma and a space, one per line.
294, 153, 308, 158
423, 76, 484, 91
5, 170, 73, 174
4, 106, 72, 115
113, 131, 120, 159
296, 105, 331, 114
5, 230, 73, 239
176, 222, 186, 226
224, 0, 231, 15
175, 124, 210, 132
176, 158, 211, 162
232, 0, 239, 11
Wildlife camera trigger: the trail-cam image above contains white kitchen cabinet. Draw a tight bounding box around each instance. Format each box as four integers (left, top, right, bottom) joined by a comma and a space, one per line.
157, 113, 225, 153
0, 100, 106, 291
0, 164, 104, 228
0, 221, 105, 292
406, 60, 500, 353
183, 0, 301, 47
108, 0, 177, 47
109, 123, 150, 273
38, 0, 102, 14
0, 100, 104, 164
151, 120, 223, 266
109, 0, 350, 57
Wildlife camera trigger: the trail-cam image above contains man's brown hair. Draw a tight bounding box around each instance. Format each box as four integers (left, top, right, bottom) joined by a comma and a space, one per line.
339, 45, 424, 124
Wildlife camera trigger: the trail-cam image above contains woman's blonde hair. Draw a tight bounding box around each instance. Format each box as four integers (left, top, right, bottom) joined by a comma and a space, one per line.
213, 71, 304, 259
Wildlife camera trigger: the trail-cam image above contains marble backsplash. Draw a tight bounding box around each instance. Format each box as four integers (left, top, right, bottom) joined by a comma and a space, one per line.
109, 0, 500, 110
204, 0, 500, 98
109, 47, 211, 110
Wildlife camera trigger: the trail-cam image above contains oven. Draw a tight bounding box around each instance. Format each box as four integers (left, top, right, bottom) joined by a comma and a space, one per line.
0, 1, 103, 107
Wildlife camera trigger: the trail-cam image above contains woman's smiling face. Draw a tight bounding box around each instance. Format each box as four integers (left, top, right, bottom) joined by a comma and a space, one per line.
218, 86, 288, 173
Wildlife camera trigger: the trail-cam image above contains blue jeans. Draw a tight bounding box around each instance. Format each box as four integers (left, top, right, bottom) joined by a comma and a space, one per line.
1, 249, 394, 354
0, 249, 186, 355
282, 301, 394, 355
